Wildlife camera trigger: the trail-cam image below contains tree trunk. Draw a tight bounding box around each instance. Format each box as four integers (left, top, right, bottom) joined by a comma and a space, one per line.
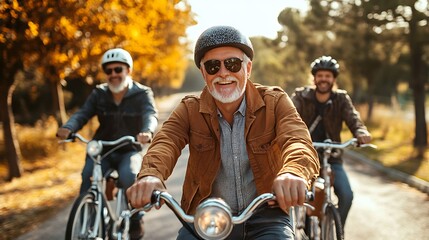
48, 66, 67, 127
56, 81, 67, 125
410, 55, 427, 149
409, 10, 427, 150
0, 80, 23, 180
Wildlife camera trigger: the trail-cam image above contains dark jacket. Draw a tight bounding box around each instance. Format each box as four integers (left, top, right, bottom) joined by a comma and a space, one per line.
291, 86, 369, 164
62, 81, 158, 150
138, 81, 320, 214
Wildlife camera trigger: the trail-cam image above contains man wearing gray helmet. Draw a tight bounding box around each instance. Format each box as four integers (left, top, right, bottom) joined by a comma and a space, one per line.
127, 26, 319, 239
56, 48, 158, 239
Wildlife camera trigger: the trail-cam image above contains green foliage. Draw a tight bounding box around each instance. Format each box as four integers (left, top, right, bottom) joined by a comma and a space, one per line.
250, 0, 428, 147
251, 0, 429, 104
180, 60, 205, 92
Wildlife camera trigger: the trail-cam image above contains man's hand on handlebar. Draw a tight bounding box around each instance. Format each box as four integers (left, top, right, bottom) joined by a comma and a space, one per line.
137, 132, 152, 144
357, 133, 372, 145
56, 127, 72, 140
127, 176, 165, 209
271, 173, 308, 213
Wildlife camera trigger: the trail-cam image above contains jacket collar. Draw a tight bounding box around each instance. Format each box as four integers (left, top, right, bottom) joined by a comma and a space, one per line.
301, 86, 317, 100
199, 80, 265, 116
301, 86, 337, 102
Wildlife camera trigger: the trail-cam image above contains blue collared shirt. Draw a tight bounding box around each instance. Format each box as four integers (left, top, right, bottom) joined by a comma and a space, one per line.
211, 98, 258, 214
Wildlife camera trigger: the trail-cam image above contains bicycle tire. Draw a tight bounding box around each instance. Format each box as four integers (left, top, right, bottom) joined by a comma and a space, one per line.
321, 203, 344, 240
65, 192, 106, 240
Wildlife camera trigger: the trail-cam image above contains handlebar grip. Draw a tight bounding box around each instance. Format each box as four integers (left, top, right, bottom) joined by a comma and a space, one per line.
67, 132, 76, 140
151, 190, 161, 204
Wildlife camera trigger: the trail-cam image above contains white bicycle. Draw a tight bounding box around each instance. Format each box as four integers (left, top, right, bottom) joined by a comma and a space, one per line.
63, 133, 142, 240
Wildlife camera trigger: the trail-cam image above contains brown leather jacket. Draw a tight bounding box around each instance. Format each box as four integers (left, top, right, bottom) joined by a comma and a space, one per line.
291, 86, 370, 163
138, 81, 319, 214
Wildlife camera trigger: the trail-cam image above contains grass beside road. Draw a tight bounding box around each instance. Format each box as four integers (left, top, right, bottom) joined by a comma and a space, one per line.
0, 117, 86, 239
346, 104, 429, 182
0, 103, 428, 240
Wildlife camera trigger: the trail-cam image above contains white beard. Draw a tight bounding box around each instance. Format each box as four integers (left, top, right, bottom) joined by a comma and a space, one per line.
209, 76, 245, 103
109, 76, 131, 93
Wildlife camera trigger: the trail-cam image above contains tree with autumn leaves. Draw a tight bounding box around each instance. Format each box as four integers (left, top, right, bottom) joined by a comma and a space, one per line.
0, 0, 195, 180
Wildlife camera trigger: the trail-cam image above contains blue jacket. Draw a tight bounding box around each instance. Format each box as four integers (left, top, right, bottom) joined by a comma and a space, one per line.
62, 81, 158, 150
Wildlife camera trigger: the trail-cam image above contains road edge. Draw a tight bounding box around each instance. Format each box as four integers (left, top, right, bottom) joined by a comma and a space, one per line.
344, 149, 429, 194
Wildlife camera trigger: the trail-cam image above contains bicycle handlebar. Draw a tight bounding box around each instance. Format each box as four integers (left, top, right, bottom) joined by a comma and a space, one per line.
61, 133, 141, 147
131, 191, 314, 224
313, 138, 377, 149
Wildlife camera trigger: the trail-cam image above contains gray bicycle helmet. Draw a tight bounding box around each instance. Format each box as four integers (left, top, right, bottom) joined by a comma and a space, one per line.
101, 48, 133, 69
310, 56, 339, 77
194, 26, 254, 68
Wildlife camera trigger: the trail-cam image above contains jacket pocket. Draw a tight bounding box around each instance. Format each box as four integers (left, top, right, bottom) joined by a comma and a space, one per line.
189, 130, 216, 176
249, 130, 281, 173
189, 130, 215, 152
249, 130, 275, 153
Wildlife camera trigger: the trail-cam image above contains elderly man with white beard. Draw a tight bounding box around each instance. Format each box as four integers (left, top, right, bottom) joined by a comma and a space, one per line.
127, 26, 320, 240
56, 48, 158, 240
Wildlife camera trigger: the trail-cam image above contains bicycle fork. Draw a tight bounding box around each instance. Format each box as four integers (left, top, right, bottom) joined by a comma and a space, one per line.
309, 215, 320, 240
84, 191, 104, 239
110, 188, 129, 240
88, 157, 104, 239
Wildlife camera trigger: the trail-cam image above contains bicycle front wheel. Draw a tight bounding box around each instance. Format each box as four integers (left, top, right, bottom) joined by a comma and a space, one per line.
321, 203, 344, 240
65, 192, 106, 240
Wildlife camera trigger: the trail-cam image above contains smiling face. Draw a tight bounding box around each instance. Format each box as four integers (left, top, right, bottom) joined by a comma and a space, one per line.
103, 62, 131, 94
313, 69, 336, 94
200, 46, 252, 104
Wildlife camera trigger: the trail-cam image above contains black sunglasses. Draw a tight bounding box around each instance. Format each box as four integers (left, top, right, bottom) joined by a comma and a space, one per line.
203, 57, 243, 75
103, 66, 124, 75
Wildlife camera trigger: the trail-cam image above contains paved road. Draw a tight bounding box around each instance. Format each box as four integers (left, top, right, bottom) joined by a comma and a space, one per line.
344, 155, 429, 239
15, 146, 188, 240
19, 152, 429, 240
17, 92, 429, 240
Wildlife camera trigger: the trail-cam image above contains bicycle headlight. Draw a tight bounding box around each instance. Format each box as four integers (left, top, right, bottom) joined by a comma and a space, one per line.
87, 140, 102, 157
194, 198, 233, 240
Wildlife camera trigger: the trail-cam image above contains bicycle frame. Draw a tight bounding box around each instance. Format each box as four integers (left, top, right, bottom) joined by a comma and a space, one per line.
64, 133, 140, 240
308, 138, 376, 240
85, 154, 127, 239
319, 140, 335, 216
313, 138, 376, 212
318, 140, 339, 239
